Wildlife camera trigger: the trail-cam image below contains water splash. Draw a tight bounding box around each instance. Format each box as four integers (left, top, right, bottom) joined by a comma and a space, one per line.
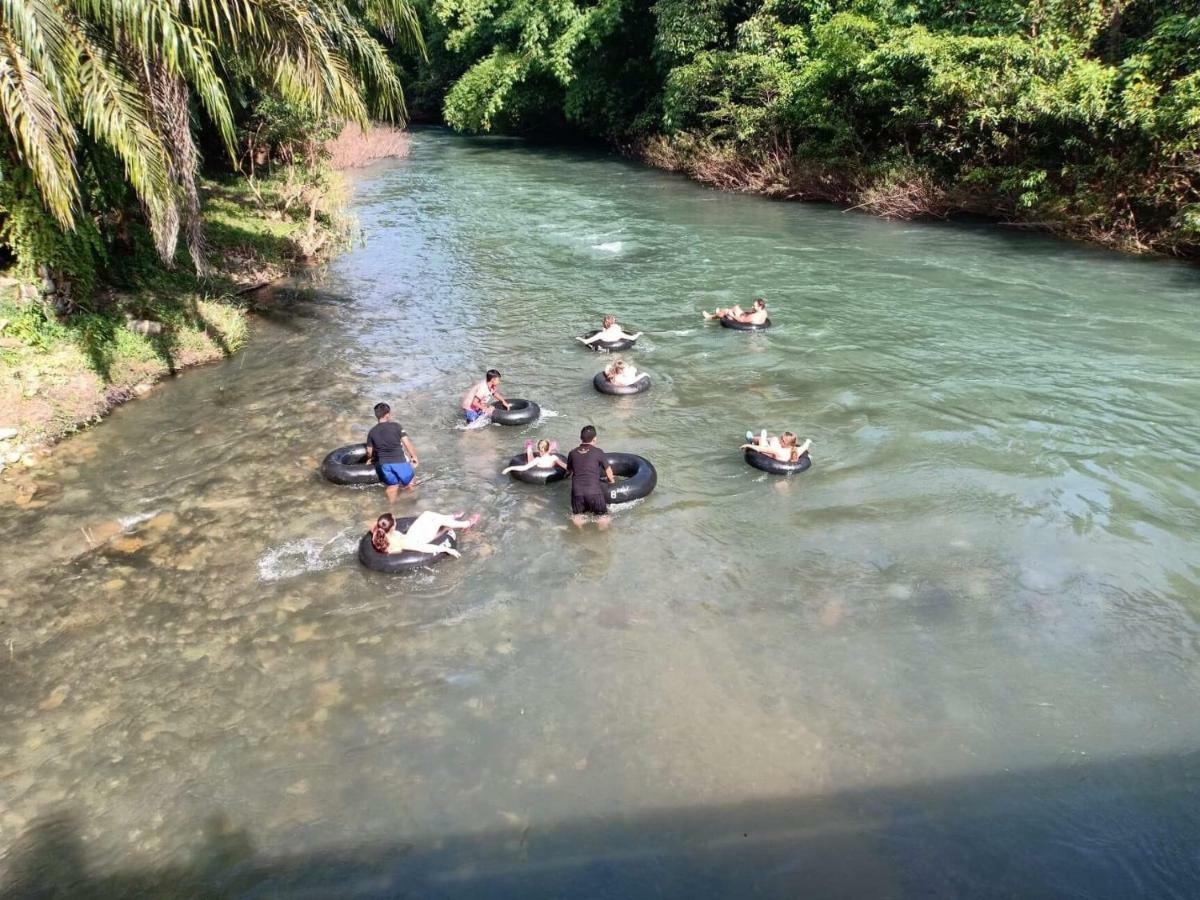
258, 530, 356, 582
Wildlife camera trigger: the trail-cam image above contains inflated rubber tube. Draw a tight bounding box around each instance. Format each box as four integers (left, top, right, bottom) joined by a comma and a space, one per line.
505, 452, 568, 485
720, 316, 772, 331
579, 330, 636, 352
603, 453, 658, 504
593, 371, 651, 395
744, 447, 812, 476
490, 399, 541, 426
321, 444, 379, 485
358, 516, 458, 573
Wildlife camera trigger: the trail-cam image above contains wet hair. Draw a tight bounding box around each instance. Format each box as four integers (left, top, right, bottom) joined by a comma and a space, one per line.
603, 315, 616, 328
581, 425, 597, 443
373, 402, 391, 420
752, 297, 766, 309
486, 369, 501, 382
536, 439, 551, 455
608, 358, 626, 375
371, 512, 395, 554
781, 431, 797, 446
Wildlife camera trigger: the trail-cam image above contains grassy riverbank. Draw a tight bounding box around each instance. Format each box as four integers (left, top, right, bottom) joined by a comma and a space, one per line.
0, 167, 353, 477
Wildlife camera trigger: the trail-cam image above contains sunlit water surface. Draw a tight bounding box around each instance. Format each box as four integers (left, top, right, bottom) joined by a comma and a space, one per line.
2, 129, 1199, 898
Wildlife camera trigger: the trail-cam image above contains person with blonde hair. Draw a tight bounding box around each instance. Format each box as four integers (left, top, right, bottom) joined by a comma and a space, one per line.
577, 315, 642, 347
503, 439, 568, 474
603, 357, 649, 388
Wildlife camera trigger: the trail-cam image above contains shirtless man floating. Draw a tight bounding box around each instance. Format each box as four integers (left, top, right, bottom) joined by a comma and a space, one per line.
703, 297, 769, 326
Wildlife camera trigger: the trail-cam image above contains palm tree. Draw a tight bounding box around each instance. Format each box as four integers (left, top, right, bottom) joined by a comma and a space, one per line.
0, 0, 422, 272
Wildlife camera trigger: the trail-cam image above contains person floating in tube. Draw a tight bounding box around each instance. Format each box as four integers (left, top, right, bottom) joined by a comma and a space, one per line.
602, 358, 649, 388
370, 511, 480, 558
365, 402, 420, 503
702, 297, 768, 326
577, 315, 642, 347
741, 429, 811, 463
567, 424, 616, 528
503, 439, 568, 475
460, 369, 510, 423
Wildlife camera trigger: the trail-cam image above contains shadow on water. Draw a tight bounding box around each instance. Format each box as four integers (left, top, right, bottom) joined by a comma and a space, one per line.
5, 750, 1198, 899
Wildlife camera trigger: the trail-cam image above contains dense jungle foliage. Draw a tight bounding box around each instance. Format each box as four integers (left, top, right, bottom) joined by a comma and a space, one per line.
403, 0, 1200, 255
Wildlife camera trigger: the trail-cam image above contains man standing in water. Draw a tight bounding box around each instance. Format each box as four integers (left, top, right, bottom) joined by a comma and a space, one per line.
365, 402, 420, 503
460, 369, 511, 423
567, 424, 616, 528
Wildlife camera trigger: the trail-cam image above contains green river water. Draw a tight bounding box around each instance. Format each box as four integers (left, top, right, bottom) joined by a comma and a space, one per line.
1, 128, 1199, 898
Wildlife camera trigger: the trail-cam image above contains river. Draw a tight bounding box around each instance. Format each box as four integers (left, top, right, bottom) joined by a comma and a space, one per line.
2, 128, 1199, 898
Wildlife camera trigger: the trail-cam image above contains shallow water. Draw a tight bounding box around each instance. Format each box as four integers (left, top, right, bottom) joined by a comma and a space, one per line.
2, 129, 1199, 898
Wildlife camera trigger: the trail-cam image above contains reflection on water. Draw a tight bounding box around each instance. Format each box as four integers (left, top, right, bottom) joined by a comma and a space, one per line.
1, 128, 1198, 897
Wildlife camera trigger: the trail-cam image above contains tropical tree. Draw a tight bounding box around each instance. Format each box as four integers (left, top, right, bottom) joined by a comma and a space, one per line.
0, 0, 423, 274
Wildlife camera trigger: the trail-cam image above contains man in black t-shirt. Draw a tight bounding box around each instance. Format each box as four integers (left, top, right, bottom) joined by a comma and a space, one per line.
567, 424, 615, 527
365, 402, 420, 502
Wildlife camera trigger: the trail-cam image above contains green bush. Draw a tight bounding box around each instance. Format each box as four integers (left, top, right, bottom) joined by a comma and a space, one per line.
407, 0, 1200, 253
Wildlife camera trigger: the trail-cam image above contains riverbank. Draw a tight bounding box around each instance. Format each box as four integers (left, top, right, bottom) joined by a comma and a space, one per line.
0, 125, 412, 485
633, 134, 1199, 261
0, 169, 350, 483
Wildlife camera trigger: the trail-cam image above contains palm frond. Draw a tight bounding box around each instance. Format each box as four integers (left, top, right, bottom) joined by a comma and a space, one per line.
0, 25, 79, 228
73, 25, 180, 258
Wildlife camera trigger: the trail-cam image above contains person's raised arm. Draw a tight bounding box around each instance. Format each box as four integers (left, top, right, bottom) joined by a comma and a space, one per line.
621, 330, 643, 340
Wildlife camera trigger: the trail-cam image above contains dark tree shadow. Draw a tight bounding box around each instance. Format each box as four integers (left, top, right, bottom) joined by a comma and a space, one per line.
3, 749, 1198, 899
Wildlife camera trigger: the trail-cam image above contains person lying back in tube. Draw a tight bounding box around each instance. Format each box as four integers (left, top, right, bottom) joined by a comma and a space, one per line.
576, 315, 642, 347
370, 511, 480, 558
503, 439, 568, 475
603, 358, 649, 387
460, 368, 511, 423
702, 297, 768, 325
742, 429, 812, 463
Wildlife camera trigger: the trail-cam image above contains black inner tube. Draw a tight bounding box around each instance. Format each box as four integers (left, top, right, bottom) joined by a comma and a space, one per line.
603, 452, 658, 503
358, 516, 458, 573
744, 447, 812, 475
505, 451, 568, 484
580, 330, 635, 352
593, 371, 651, 395
490, 399, 541, 426
720, 316, 772, 331
321, 444, 379, 485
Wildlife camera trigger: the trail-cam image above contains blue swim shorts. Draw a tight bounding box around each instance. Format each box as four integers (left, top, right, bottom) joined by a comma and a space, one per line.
463, 409, 484, 423
377, 462, 414, 487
